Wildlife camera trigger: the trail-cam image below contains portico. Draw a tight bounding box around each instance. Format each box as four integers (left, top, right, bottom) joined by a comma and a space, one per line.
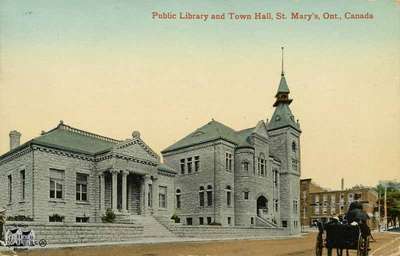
99, 169, 155, 216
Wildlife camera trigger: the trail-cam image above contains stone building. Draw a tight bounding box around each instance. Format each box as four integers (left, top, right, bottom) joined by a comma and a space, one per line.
162, 69, 302, 234
0, 122, 176, 223
300, 178, 379, 229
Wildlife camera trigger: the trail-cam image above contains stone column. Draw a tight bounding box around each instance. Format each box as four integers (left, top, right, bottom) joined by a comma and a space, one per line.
121, 170, 129, 213
152, 177, 158, 212
145, 175, 152, 214
99, 173, 105, 214
111, 170, 118, 212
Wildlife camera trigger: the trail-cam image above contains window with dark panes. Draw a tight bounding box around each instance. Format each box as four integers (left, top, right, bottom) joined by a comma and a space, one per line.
76, 173, 88, 201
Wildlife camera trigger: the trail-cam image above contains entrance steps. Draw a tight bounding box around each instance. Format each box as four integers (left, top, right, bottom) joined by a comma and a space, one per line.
114, 214, 176, 238
256, 216, 278, 228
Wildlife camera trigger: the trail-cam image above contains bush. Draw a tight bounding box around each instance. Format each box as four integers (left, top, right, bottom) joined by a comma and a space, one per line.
7, 215, 34, 221
170, 214, 180, 223
101, 208, 116, 223
49, 214, 64, 222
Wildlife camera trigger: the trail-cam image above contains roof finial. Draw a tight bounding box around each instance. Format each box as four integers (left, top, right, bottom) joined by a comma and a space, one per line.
281, 46, 284, 76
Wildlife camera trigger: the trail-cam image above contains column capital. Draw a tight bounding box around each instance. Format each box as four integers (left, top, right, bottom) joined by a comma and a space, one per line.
110, 169, 119, 175
144, 175, 152, 183
121, 170, 130, 176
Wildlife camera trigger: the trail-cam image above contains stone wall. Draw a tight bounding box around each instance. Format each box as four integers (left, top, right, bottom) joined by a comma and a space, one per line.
5, 222, 143, 244
33, 149, 96, 223
0, 147, 34, 218
169, 225, 290, 238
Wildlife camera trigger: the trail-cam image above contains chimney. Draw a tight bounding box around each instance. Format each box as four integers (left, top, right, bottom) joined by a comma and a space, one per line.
341, 178, 344, 191
9, 130, 21, 150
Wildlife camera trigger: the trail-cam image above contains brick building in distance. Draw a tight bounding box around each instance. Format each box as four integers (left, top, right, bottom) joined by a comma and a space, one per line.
300, 178, 379, 229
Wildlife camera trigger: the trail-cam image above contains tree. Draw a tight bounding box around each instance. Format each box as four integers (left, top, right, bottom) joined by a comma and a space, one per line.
376, 182, 400, 228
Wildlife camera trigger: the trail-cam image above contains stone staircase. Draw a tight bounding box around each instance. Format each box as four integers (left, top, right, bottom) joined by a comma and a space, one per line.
114, 214, 176, 238
256, 216, 278, 228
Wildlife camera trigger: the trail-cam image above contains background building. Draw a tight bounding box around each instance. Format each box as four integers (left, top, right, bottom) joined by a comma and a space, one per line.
300, 178, 378, 229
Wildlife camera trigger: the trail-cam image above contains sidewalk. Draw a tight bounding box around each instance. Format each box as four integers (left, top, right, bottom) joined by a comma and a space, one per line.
10, 234, 304, 251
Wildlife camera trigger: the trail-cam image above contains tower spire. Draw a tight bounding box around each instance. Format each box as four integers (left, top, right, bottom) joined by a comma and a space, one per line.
281, 46, 284, 76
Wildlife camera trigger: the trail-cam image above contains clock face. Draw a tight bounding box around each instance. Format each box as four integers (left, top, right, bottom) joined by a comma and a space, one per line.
275, 115, 281, 121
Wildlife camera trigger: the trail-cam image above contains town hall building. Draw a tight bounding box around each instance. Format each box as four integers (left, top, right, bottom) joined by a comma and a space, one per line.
162, 67, 302, 233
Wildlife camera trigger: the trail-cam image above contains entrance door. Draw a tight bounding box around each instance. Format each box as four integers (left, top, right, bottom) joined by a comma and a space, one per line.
257, 196, 268, 217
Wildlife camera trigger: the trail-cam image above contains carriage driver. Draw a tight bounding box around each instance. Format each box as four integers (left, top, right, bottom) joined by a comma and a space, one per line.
345, 201, 374, 242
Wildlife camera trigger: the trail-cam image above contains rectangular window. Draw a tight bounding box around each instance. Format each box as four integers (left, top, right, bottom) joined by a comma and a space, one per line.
260, 159, 265, 176
194, 156, 200, 172
242, 162, 249, 172
207, 217, 212, 224
227, 217, 231, 225
49, 215, 64, 222
187, 157, 192, 174
8, 175, 12, 203
20, 170, 25, 201
282, 220, 288, 227
251, 217, 254, 225
176, 194, 181, 209
244, 191, 249, 200
225, 152, 232, 171
180, 159, 185, 175
207, 190, 212, 206
199, 217, 204, 225
273, 170, 279, 187
292, 159, 298, 171
293, 200, 298, 214
159, 186, 167, 208
76, 217, 89, 223
274, 199, 279, 212
199, 190, 205, 207
148, 184, 153, 208
186, 217, 192, 225
50, 169, 64, 199
76, 173, 88, 201
227, 191, 231, 206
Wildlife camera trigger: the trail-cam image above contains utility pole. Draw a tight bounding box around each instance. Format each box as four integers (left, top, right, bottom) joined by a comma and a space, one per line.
384, 186, 388, 230
378, 192, 381, 232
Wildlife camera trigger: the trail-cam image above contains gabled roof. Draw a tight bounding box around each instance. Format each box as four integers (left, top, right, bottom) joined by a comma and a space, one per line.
162, 120, 253, 153
267, 104, 301, 132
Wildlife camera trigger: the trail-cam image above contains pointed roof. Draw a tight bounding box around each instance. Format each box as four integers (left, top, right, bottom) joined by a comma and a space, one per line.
162, 119, 253, 153
267, 103, 301, 132
276, 74, 290, 96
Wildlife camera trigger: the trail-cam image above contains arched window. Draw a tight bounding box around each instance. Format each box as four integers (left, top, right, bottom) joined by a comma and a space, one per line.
176, 189, 181, 209
199, 186, 205, 207
226, 185, 232, 206
292, 141, 297, 152
206, 185, 213, 206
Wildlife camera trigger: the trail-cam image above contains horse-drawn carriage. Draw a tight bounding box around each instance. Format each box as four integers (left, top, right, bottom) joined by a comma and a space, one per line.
315, 221, 370, 256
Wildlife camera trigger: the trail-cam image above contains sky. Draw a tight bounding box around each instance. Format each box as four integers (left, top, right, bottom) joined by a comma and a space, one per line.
0, 0, 399, 190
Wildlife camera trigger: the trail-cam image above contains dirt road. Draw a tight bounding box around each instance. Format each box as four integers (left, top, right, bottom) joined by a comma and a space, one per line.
15, 232, 400, 256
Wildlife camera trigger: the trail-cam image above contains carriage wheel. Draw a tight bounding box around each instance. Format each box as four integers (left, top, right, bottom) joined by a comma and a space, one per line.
357, 235, 369, 256
315, 234, 323, 256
